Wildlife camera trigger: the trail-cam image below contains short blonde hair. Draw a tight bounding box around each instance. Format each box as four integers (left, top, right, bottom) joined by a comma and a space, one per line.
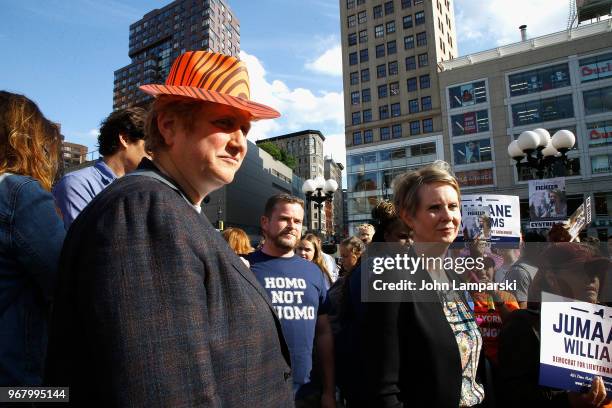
393, 161, 460, 216
357, 223, 375, 234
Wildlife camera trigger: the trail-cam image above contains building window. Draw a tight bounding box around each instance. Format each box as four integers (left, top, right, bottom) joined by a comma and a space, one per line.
376, 44, 386, 58
373, 5, 383, 18
364, 129, 374, 143
414, 0, 423, 4
375, 24, 384, 38
418, 53, 428, 67
451, 109, 490, 136
350, 71, 359, 85
508, 63, 570, 97
390, 81, 400, 96
358, 11, 367, 24
378, 84, 388, 98
410, 120, 421, 135
453, 139, 493, 164
409, 98, 419, 113
405, 56, 416, 70
401, 0, 412, 8
579, 52, 612, 83
404, 35, 414, 49
379, 105, 390, 119
420, 74, 430, 89
448, 80, 487, 108
353, 131, 362, 145
352, 111, 361, 125
349, 52, 358, 65
363, 109, 372, 122
360, 48, 369, 62
586, 120, 612, 148
386, 21, 396, 34
422, 118, 433, 133
415, 11, 425, 25
384, 1, 394, 14
359, 29, 368, 43
511, 94, 574, 126
392, 124, 402, 138
348, 32, 357, 46
362, 88, 371, 102
591, 154, 612, 174
387, 40, 397, 55
391, 102, 401, 117
361, 68, 370, 82
380, 126, 391, 140
412, 141, 436, 156
388, 61, 398, 75
583, 86, 612, 116
377, 64, 387, 78
351, 91, 360, 105
407, 77, 417, 91
416, 31, 427, 46
348, 14, 356, 27
403, 15, 413, 28
421, 96, 432, 111
347, 0, 355, 8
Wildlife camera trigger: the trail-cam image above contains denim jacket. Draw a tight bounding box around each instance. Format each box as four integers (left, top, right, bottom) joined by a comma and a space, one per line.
0, 173, 65, 385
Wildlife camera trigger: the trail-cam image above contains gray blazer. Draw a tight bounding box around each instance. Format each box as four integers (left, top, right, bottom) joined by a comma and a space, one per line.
46, 162, 294, 407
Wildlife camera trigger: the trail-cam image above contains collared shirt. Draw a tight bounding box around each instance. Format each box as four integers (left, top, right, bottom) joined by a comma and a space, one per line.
53, 159, 117, 229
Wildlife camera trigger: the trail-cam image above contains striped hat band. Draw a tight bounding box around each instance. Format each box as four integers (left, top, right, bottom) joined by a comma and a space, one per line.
139, 51, 280, 120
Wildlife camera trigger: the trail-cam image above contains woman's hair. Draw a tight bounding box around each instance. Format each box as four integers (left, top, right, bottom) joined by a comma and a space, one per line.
222, 227, 254, 255
547, 223, 572, 242
145, 95, 206, 153
371, 200, 411, 242
341, 236, 366, 259
0, 91, 61, 191
392, 161, 460, 216
301, 233, 332, 284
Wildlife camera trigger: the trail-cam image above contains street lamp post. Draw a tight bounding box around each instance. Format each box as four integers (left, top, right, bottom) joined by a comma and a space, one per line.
507, 128, 577, 179
302, 176, 339, 237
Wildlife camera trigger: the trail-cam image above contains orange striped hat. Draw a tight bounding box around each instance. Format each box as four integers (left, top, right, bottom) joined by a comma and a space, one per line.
139, 51, 280, 120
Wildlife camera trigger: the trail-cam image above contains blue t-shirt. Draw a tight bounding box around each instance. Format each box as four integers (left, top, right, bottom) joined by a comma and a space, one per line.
52, 159, 117, 229
247, 250, 328, 389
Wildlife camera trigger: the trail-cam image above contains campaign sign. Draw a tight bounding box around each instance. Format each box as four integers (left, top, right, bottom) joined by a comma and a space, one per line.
528, 177, 567, 229
540, 292, 612, 393
457, 194, 520, 243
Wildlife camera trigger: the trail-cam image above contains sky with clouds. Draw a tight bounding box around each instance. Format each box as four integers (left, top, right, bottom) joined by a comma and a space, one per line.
0, 0, 574, 169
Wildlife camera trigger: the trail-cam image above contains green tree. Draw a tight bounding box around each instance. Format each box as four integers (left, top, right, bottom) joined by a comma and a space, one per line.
258, 141, 282, 161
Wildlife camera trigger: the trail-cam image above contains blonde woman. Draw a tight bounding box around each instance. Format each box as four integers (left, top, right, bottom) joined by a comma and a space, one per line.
0, 91, 65, 385
297, 233, 333, 288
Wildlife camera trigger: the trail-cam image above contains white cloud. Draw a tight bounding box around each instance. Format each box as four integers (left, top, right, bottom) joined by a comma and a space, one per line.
455, 0, 569, 55
240, 50, 344, 143
323, 132, 347, 171
88, 128, 99, 138
305, 45, 343, 77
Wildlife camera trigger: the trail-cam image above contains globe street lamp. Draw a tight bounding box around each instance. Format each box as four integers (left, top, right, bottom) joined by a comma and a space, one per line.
507, 128, 577, 179
302, 176, 339, 236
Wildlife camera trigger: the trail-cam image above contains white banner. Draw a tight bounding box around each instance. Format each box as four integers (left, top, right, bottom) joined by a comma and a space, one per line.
458, 194, 521, 243
540, 292, 612, 392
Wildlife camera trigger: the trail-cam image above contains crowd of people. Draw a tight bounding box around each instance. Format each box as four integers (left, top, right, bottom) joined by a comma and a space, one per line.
1, 49, 611, 407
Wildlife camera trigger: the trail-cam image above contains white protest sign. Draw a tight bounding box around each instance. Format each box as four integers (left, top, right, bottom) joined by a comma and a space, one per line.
458, 194, 521, 243
540, 292, 612, 392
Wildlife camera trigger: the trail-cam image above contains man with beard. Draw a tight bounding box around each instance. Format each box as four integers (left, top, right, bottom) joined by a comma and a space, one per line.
247, 194, 335, 408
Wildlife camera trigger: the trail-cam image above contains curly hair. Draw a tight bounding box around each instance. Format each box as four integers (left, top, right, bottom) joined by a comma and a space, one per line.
98, 107, 146, 156
0, 91, 61, 191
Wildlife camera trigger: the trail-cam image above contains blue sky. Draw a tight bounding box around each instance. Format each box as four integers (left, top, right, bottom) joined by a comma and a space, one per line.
0, 0, 570, 167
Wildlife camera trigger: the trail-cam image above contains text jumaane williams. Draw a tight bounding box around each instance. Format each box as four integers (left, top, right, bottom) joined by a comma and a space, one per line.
370, 253, 517, 292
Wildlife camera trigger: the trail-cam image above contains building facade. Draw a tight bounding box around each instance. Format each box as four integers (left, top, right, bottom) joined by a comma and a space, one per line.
438, 20, 612, 239
340, 0, 458, 233
60, 141, 88, 172
113, 0, 240, 110
324, 157, 345, 240
256, 130, 328, 232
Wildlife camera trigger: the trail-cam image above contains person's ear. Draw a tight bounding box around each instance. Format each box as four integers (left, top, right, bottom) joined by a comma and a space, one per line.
157, 111, 177, 147
399, 208, 414, 230
260, 215, 269, 235
118, 133, 130, 149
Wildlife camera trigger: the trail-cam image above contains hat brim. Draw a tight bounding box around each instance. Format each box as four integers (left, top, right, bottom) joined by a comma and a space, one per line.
139, 84, 280, 120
